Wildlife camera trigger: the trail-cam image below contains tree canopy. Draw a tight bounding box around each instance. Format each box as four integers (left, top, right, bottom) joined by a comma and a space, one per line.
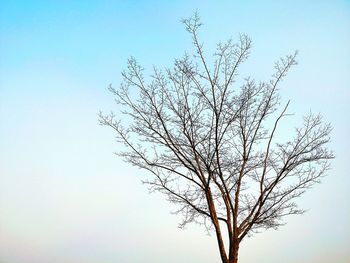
99, 13, 334, 263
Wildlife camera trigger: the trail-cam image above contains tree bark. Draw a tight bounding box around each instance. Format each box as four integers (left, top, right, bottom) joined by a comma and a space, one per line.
228, 241, 239, 263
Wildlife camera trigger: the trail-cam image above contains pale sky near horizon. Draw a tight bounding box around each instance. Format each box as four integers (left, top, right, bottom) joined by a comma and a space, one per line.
0, 1, 349, 263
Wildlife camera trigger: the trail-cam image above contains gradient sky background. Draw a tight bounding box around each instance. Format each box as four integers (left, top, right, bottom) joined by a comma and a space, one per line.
0, 1, 349, 262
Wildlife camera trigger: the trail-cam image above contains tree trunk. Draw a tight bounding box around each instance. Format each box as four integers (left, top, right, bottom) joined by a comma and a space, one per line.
206, 188, 228, 263
228, 242, 239, 263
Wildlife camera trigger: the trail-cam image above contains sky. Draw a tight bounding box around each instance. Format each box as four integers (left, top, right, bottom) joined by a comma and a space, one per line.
0, 1, 349, 262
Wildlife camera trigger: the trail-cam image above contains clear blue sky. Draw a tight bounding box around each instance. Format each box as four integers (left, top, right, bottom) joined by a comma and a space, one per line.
0, 1, 349, 262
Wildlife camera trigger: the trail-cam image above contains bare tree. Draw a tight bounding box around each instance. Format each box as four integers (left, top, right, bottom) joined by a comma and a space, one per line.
99, 13, 333, 263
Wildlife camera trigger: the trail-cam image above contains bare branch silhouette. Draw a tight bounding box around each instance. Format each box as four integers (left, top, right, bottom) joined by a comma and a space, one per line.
99, 13, 333, 263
